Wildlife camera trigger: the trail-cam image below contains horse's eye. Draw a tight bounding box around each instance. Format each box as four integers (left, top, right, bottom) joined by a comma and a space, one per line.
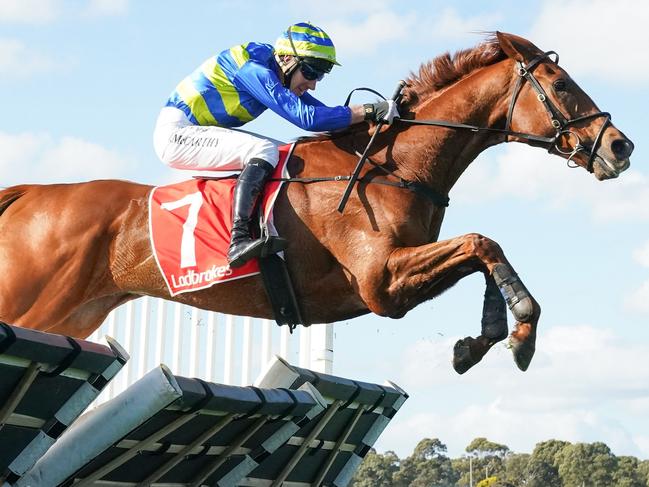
553, 79, 567, 92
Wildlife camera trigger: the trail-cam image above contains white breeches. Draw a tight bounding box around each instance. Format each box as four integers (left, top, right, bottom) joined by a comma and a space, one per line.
153, 107, 280, 172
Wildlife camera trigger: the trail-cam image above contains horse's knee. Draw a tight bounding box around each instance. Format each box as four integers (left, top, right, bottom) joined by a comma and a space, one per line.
464, 233, 503, 260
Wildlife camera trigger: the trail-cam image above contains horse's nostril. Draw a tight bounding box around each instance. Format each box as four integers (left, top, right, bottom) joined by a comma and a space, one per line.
611, 139, 634, 159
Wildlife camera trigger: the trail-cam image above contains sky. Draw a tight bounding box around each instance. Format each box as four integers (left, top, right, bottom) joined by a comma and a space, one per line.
1, 0, 648, 461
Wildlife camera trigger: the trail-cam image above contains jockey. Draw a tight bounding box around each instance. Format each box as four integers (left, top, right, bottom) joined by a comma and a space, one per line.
153, 22, 399, 268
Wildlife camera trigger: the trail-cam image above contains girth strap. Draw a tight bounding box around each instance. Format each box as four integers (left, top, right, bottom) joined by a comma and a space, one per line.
269, 174, 449, 208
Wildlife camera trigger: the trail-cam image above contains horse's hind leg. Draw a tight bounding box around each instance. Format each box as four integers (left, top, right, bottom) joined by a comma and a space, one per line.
9, 293, 135, 339
49, 294, 136, 339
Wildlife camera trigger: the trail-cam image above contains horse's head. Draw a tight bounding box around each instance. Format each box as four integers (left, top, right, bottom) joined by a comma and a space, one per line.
496, 32, 634, 181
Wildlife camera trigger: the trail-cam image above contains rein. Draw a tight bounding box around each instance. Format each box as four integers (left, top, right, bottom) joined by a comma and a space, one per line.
265, 84, 450, 210
398, 51, 611, 173
318, 50, 610, 213
236, 50, 612, 213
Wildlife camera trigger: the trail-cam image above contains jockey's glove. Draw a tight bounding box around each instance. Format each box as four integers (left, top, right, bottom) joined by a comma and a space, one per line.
363, 100, 400, 124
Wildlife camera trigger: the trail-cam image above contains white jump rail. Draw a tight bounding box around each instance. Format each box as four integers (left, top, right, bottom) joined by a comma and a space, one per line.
87, 297, 333, 405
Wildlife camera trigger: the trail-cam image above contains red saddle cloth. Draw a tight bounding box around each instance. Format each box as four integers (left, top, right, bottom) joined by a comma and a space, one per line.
149, 144, 293, 296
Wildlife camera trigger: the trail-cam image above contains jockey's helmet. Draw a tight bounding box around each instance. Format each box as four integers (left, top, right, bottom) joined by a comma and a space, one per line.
274, 22, 340, 70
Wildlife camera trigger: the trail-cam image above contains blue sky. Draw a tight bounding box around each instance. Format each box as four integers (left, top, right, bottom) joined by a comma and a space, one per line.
1, 0, 648, 460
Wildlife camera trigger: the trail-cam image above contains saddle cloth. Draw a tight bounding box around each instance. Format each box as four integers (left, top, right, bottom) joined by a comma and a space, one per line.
148, 144, 293, 296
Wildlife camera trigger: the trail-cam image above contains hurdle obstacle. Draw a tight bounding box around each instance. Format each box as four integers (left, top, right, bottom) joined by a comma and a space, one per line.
251, 356, 409, 486
88, 298, 334, 404
0, 322, 128, 485
15, 357, 407, 486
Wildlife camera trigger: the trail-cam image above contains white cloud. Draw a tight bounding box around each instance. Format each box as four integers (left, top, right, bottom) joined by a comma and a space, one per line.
627, 241, 649, 313
625, 279, 649, 313
326, 11, 417, 57
0, 0, 61, 23
83, 0, 129, 18
378, 324, 649, 459
529, 0, 649, 83
453, 144, 649, 223
0, 0, 129, 23
0, 38, 60, 77
633, 240, 649, 268
0, 131, 137, 185
285, 0, 395, 17
625, 397, 649, 416
636, 435, 649, 458
302, 5, 499, 59
423, 7, 502, 40
400, 325, 649, 399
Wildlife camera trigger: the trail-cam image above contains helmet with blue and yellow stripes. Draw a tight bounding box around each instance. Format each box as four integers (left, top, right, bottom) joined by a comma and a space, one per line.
275, 22, 340, 66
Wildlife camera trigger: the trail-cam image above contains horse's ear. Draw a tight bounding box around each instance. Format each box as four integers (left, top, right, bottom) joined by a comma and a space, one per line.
496, 31, 544, 63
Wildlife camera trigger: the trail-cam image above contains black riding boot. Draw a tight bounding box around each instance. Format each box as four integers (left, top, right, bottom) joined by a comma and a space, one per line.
227, 158, 287, 268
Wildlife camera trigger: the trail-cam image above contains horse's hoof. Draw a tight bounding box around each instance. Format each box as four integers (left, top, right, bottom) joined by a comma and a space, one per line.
453, 337, 479, 375
510, 335, 536, 371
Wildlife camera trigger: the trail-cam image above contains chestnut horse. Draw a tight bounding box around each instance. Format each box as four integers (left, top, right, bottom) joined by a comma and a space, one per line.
0, 33, 634, 374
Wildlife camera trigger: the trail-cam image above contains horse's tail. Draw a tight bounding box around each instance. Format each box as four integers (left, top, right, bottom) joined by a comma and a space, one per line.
0, 186, 28, 218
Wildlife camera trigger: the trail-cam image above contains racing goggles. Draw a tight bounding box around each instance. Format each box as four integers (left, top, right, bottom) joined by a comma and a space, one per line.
298, 58, 333, 81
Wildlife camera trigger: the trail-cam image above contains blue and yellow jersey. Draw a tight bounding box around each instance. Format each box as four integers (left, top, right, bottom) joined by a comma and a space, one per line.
165, 42, 351, 132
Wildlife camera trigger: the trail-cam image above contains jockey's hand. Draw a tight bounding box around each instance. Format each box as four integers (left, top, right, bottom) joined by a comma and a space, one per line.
363, 100, 400, 124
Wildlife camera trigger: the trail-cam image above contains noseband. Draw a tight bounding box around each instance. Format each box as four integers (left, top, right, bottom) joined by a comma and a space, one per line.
398, 50, 612, 173
505, 51, 611, 172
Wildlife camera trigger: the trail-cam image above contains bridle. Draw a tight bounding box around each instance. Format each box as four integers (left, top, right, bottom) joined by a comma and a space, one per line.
274, 50, 615, 213
506, 51, 611, 172
397, 51, 612, 173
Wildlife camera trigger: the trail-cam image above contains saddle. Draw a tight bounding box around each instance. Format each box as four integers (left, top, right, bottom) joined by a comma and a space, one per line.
148, 143, 303, 328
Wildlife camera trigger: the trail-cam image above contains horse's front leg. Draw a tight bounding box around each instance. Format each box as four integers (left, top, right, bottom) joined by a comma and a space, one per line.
373, 233, 540, 373
452, 275, 509, 374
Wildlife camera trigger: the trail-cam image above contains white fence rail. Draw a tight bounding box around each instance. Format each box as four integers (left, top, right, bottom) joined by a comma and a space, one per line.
87, 297, 333, 404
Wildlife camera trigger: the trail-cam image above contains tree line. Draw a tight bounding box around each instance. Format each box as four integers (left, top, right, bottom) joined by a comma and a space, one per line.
350, 437, 649, 487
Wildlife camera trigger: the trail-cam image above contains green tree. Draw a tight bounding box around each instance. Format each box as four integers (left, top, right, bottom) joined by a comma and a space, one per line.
613, 456, 645, 487
637, 460, 649, 487
466, 437, 512, 458
501, 453, 531, 485
465, 437, 511, 483
393, 438, 459, 487
556, 442, 617, 487
350, 449, 400, 487
526, 439, 571, 487
349, 436, 647, 487
530, 439, 572, 465
453, 438, 511, 486
452, 456, 472, 487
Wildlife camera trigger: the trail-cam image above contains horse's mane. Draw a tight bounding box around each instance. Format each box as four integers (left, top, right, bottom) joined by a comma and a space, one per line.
297, 33, 506, 144
0, 188, 26, 217
401, 33, 506, 109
